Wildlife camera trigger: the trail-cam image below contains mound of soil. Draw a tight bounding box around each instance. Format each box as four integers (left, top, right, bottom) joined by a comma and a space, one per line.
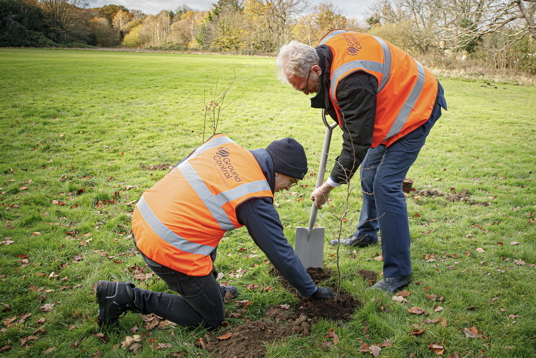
204, 315, 311, 358
412, 188, 491, 206
203, 267, 368, 357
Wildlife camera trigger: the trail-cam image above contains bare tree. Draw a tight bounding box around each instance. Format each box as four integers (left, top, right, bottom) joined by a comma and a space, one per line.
40, 0, 87, 41
201, 74, 238, 142
246, 0, 310, 50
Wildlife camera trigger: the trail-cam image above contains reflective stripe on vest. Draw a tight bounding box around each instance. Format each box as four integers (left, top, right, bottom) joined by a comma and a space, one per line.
136, 195, 215, 256
133, 134, 274, 275
328, 36, 391, 99
136, 174, 271, 256
384, 60, 425, 141
318, 29, 347, 45
178, 160, 271, 231
319, 30, 437, 146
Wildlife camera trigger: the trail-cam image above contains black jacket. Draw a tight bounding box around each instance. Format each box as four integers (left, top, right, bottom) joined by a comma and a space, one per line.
310, 45, 377, 184
236, 148, 316, 297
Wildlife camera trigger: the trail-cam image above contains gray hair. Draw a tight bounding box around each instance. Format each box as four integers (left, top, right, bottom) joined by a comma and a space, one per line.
275, 41, 319, 83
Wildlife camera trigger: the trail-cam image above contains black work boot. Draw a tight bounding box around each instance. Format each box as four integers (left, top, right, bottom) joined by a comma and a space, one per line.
366, 273, 413, 293
219, 284, 238, 299
329, 234, 378, 247
96, 281, 139, 327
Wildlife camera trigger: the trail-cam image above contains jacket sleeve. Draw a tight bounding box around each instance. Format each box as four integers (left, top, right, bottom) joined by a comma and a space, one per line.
329, 71, 377, 184
236, 198, 317, 297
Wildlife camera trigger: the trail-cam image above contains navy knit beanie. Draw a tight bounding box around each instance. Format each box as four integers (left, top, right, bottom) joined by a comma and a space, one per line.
265, 138, 308, 180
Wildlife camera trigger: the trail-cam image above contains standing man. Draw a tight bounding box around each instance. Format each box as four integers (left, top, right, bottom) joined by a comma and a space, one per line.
276, 30, 447, 293
96, 135, 333, 329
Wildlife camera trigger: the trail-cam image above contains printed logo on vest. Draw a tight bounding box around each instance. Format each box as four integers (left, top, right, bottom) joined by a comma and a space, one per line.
215, 148, 230, 157
213, 147, 242, 182
341, 33, 362, 56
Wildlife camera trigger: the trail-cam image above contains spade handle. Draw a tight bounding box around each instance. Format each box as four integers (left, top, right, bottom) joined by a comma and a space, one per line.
307, 109, 338, 232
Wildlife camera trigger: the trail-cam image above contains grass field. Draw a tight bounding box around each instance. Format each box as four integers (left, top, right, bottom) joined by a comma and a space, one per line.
0, 48, 535, 357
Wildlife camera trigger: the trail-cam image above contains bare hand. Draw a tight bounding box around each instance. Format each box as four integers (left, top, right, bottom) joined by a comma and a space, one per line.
310, 183, 333, 210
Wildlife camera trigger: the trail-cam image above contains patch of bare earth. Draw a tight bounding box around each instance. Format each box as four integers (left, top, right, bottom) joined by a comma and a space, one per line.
203, 267, 367, 357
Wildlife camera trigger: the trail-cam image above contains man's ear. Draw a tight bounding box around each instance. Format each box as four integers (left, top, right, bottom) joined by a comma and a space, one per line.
312, 64, 322, 76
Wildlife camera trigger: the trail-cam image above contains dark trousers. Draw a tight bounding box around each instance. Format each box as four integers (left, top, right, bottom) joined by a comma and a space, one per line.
132, 251, 225, 330
354, 97, 444, 277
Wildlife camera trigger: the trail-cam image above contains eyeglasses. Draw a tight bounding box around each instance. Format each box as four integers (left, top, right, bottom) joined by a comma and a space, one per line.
301, 68, 312, 93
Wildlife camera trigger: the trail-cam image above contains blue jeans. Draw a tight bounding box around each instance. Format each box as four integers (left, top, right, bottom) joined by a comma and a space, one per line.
355, 89, 445, 277
131, 239, 225, 330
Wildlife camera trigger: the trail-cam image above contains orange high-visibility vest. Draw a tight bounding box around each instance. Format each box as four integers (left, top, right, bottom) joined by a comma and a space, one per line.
318, 30, 438, 148
132, 134, 274, 276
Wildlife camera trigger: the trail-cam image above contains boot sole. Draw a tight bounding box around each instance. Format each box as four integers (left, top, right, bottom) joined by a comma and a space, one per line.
96, 280, 117, 327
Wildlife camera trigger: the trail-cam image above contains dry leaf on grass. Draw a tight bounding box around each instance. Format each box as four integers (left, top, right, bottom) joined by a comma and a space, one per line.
369, 345, 381, 357
409, 328, 426, 336
43, 346, 55, 354
325, 328, 339, 345
396, 290, 411, 297
40, 304, 54, 312
21, 335, 39, 346
392, 296, 408, 304
93, 332, 108, 344
429, 343, 445, 355
121, 335, 142, 350
463, 326, 482, 339
408, 307, 425, 314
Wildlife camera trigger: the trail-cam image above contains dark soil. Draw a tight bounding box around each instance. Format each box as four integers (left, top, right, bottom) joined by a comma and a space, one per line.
412, 187, 490, 206
204, 315, 311, 358
204, 267, 369, 357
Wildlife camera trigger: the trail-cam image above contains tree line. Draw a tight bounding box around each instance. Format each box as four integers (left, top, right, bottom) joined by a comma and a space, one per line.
1, 0, 535, 74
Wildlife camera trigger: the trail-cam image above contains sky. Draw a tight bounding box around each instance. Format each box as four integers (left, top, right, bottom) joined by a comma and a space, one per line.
87, 0, 372, 20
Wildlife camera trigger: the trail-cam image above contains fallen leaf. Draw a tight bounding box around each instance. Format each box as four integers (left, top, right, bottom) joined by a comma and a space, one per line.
217, 333, 232, 340
18, 313, 31, 324
279, 304, 290, 310
157, 343, 172, 349
424, 285, 430, 292
409, 328, 426, 335
121, 335, 141, 349
476, 248, 485, 253
21, 335, 39, 346
370, 345, 381, 357
0, 346, 13, 353
32, 232, 41, 236
463, 326, 482, 339
429, 343, 445, 355
465, 249, 471, 256
435, 306, 444, 312
408, 307, 425, 314
130, 325, 139, 333
392, 296, 408, 304
195, 337, 206, 349
441, 318, 447, 327
424, 317, 441, 324
396, 290, 411, 297
510, 241, 519, 245
40, 304, 54, 312
43, 346, 55, 354
514, 259, 526, 266
325, 328, 339, 345
509, 314, 520, 319
93, 332, 109, 344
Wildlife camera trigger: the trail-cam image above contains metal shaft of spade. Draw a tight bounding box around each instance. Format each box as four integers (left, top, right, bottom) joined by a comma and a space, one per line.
307, 109, 338, 237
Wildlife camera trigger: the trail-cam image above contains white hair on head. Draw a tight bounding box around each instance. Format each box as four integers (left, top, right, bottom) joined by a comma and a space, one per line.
275, 41, 319, 84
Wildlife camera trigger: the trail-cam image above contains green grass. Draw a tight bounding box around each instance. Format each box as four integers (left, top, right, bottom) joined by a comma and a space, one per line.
0, 48, 535, 357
